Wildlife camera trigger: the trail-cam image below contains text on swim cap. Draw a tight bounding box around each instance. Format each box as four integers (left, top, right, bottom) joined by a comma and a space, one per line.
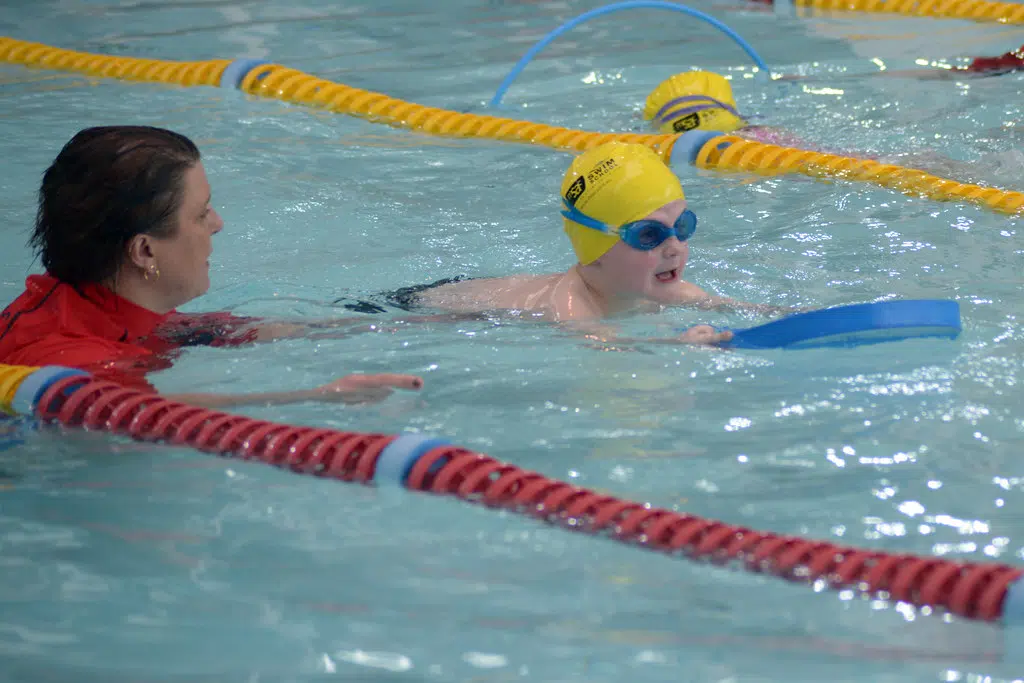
587, 158, 618, 184
564, 157, 620, 206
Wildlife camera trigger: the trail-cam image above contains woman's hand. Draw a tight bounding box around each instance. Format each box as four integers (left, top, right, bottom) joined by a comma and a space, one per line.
678, 325, 733, 345
312, 373, 424, 405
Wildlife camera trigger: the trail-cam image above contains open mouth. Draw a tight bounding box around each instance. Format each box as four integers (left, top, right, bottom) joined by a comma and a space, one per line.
655, 268, 678, 283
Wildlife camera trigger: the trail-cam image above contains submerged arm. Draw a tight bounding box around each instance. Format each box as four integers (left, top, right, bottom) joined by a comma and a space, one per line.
163, 373, 423, 409
170, 310, 497, 345
675, 281, 802, 317
562, 320, 733, 350
689, 294, 802, 317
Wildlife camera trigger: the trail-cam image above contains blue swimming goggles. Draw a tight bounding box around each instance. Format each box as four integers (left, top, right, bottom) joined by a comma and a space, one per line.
560, 199, 698, 250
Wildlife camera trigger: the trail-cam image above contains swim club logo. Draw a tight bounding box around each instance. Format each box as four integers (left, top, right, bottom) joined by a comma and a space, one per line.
672, 112, 701, 132
565, 176, 586, 206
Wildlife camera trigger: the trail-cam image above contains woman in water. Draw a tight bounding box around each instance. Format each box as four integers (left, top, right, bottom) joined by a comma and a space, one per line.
0, 126, 423, 407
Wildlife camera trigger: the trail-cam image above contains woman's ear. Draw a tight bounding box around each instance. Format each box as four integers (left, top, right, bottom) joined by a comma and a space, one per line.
125, 233, 156, 272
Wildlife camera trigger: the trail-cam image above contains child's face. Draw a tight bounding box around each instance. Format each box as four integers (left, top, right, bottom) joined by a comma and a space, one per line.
597, 200, 691, 303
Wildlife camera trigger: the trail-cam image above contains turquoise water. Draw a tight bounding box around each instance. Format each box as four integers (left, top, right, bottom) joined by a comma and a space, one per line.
2, 1, 1024, 680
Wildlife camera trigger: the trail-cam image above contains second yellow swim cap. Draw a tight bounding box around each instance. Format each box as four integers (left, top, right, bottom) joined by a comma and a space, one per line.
644, 71, 747, 134
560, 142, 685, 265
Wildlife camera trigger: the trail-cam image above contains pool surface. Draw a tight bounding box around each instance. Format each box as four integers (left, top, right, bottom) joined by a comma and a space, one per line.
1, 1, 1024, 681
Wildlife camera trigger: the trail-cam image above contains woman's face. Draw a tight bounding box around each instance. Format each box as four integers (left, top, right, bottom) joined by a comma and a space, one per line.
147, 163, 223, 310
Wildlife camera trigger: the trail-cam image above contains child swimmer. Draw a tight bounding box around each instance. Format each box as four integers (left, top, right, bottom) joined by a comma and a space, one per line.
642, 70, 1015, 179
418, 141, 790, 344
643, 70, 805, 148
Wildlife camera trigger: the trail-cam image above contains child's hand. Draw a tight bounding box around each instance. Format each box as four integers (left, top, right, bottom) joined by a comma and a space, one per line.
678, 325, 733, 346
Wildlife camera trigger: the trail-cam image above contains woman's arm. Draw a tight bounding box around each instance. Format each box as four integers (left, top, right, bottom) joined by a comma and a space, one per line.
165, 373, 423, 409
24, 333, 425, 409
161, 311, 378, 346
172, 311, 497, 345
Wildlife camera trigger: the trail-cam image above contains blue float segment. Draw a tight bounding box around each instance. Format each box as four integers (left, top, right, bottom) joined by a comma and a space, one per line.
375, 434, 452, 486
719, 300, 962, 350
220, 58, 271, 89
490, 1, 770, 107
669, 129, 728, 169
1003, 577, 1024, 625
772, 0, 795, 17
11, 366, 89, 417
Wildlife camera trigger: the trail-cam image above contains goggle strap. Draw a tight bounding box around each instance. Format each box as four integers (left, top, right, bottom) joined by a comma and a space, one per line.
561, 198, 617, 235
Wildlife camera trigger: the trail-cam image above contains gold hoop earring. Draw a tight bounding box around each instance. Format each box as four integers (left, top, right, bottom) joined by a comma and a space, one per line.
144, 265, 160, 281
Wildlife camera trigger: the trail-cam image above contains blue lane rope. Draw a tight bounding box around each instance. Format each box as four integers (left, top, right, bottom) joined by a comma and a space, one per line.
490, 0, 771, 108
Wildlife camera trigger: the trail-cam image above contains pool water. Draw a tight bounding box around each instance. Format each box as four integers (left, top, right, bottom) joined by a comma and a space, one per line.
1, 1, 1024, 681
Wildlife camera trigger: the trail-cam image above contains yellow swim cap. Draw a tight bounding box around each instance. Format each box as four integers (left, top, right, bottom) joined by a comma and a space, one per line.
643, 71, 746, 134
560, 142, 685, 266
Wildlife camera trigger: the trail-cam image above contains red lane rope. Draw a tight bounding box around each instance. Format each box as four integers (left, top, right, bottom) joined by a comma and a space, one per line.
34, 375, 1024, 622
401, 442, 1022, 622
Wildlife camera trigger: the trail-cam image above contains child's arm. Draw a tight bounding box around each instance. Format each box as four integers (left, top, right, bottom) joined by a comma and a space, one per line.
675, 281, 802, 317
566, 321, 733, 349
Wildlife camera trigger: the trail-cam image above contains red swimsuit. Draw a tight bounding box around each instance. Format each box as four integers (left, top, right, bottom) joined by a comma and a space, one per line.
0, 274, 257, 391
